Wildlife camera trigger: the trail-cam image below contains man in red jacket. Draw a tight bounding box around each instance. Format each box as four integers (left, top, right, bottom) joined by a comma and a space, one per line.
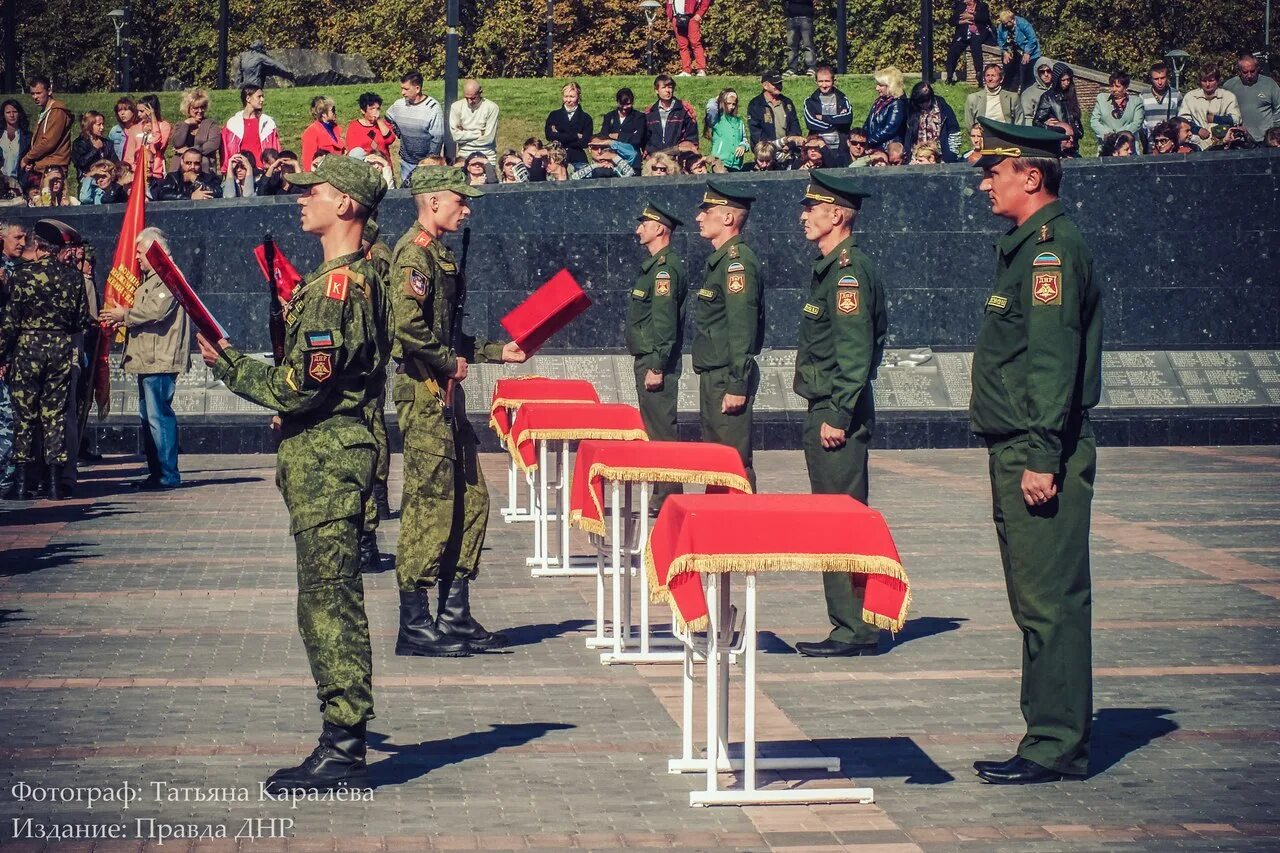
667, 0, 711, 77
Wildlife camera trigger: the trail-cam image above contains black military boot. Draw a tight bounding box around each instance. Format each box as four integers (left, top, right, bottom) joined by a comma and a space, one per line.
395, 588, 471, 657
437, 569, 510, 650
373, 483, 392, 520
262, 720, 369, 794
358, 531, 380, 573
3, 465, 30, 500
46, 465, 66, 501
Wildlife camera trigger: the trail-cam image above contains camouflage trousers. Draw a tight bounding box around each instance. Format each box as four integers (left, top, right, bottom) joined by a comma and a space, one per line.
0, 381, 13, 485
9, 331, 75, 465
277, 420, 376, 727
393, 376, 488, 593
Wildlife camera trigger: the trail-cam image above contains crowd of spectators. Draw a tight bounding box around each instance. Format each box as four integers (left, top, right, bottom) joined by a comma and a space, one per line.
1, 48, 1277, 207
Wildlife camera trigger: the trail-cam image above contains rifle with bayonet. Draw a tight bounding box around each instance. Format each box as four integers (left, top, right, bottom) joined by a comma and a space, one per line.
443, 226, 471, 426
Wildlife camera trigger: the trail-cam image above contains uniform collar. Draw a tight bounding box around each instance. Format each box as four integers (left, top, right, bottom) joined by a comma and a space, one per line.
814, 233, 857, 275
997, 199, 1064, 260
308, 250, 364, 284
641, 248, 670, 272
706, 234, 742, 266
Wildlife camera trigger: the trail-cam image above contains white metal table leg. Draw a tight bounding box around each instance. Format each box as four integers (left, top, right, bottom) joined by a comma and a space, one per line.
639, 486, 651, 655
559, 440, 571, 571
702, 572, 721, 800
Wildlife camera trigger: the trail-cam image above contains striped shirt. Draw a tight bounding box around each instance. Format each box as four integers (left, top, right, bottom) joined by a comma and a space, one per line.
386, 96, 445, 168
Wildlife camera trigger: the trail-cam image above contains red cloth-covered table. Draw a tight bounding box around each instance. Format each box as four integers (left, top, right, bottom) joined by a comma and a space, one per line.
488, 376, 600, 441
508, 403, 647, 474
646, 493, 911, 633
569, 440, 752, 536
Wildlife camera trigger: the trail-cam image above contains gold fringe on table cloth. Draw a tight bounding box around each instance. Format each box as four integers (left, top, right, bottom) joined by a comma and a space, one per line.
509, 429, 650, 474
568, 465, 753, 536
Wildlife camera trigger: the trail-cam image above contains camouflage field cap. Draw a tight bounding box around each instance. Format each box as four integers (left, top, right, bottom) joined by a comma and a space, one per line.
286, 155, 387, 209
974, 117, 1065, 168
409, 166, 484, 198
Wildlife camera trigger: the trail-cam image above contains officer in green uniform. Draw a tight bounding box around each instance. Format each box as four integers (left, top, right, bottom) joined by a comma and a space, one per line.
197, 156, 388, 793
627, 201, 688, 506
790, 172, 889, 658
691, 179, 764, 490
968, 117, 1101, 784
357, 218, 394, 574
392, 166, 526, 657
0, 219, 93, 501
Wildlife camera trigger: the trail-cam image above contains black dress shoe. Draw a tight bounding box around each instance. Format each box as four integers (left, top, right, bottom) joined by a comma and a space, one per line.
973, 755, 1023, 775
795, 638, 881, 657
975, 756, 1063, 784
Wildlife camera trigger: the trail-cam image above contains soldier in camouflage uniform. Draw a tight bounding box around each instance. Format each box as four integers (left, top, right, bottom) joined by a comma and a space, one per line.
790, 171, 890, 659
197, 156, 388, 793
357, 217, 395, 573
692, 179, 765, 491
0, 220, 93, 501
0, 220, 27, 495
392, 166, 526, 657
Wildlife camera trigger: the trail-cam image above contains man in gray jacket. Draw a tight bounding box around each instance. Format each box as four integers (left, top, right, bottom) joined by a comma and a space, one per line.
99, 227, 192, 490
964, 64, 1024, 129
1020, 58, 1054, 125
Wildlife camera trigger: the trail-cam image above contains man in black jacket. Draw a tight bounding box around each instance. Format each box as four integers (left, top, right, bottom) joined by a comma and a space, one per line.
944, 0, 994, 85
544, 82, 594, 166
643, 75, 699, 156
748, 72, 805, 164
152, 150, 222, 201
803, 65, 855, 166
602, 88, 647, 152
783, 0, 816, 77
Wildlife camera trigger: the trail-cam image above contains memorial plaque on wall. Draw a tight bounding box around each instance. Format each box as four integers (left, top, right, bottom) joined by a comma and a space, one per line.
875, 364, 951, 410
1171, 350, 1267, 406
754, 371, 792, 412
573, 354, 624, 403
1100, 351, 1188, 408
677, 371, 700, 411
934, 352, 973, 410
1247, 351, 1280, 404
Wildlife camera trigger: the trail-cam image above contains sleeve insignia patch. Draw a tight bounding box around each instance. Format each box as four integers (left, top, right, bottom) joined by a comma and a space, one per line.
324, 272, 349, 301
728, 244, 740, 259
697, 288, 716, 300
305, 330, 335, 348
1032, 252, 1061, 267
986, 294, 1010, 310
631, 288, 648, 299
1032, 272, 1062, 305
838, 248, 851, 267
727, 262, 745, 273
837, 274, 860, 288
802, 302, 823, 318
408, 269, 428, 297
413, 231, 432, 248
306, 350, 333, 383
836, 288, 859, 315
727, 273, 746, 293
655, 271, 671, 295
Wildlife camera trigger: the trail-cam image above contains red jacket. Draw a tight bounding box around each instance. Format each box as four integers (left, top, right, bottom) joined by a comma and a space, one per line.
666, 0, 711, 19
301, 121, 345, 170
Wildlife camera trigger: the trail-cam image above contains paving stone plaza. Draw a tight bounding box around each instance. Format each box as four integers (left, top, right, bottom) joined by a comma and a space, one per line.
1, 446, 1278, 851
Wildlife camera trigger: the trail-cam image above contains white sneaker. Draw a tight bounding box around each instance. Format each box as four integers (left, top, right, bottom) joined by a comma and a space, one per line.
677, 71, 692, 77
696, 70, 706, 76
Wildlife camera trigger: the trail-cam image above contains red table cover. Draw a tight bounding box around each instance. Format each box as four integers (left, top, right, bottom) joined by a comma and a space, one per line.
568, 440, 752, 536
645, 494, 911, 633
508, 403, 648, 473
500, 269, 592, 355
488, 376, 601, 440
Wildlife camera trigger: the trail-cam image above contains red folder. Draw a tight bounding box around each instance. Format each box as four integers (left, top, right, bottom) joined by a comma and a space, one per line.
145, 243, 228, 343
501, 269, 591, 356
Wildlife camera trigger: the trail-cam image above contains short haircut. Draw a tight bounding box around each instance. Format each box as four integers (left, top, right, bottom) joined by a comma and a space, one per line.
310, 95, 335, 122
998, 10, 1014, 25
984, 62, 1003, 75
1149, 61, 1170, 75
562, 81, 582, 96
1198, 64, 1221, 82
522, 137, 544, 149
654, 73, 674, 88
616, 87, 634, 105
848, 129, 868, 141
1108, 70, 1131, 87
358, 92, 382, 111
401, 70, 424, 87
1011, 156, 1062, 195
814, 63, 834, 77
180, 89, 210, 117
240, 84, 262, 105
1238, 51, 1258, 62
1264, 127, 1280, 147
753, 140, 776, 158
137, 227, 171, 255
27, 75, 51, 90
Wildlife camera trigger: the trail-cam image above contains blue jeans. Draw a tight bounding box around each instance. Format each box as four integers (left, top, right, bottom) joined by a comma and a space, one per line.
138, 374, 180, 486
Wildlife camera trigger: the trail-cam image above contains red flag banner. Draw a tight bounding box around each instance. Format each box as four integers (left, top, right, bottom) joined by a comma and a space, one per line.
92, 146, 149, 417
144, 243, 227, 344
253, 238, 303, 304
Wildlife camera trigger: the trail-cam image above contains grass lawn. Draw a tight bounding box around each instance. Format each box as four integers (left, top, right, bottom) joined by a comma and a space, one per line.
57, 74, 1098, 163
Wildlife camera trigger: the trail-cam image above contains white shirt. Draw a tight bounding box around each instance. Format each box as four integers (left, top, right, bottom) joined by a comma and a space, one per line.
448, 97, 500, 163
983, 90, 1007, 121
0, 132, 20, 178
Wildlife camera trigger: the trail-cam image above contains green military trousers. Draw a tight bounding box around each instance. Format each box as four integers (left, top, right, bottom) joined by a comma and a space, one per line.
394, 377, 488, 593
803, 402, 880, 646
277, 423, 375, 728
362, 382, 391, 536
698, 365, 757, 491
634, 361, 682, 504
988, 422, 1095, 776
9, 331, 74, 465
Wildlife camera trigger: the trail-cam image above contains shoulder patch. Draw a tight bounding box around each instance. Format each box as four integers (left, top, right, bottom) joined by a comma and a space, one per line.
727, 261, 745, 273
726, 272, 746, 294
655, 271, 671, 296
837, 274, 859, 288
305, 350, 333, 385
836, 288, 859, 315
325, 272, 349, 301
407, 269, 428, 298
413, 231, 432, 248
305, 330, 335, 348
1032, 252, 1061, 267
1032, 271, 1062, 306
